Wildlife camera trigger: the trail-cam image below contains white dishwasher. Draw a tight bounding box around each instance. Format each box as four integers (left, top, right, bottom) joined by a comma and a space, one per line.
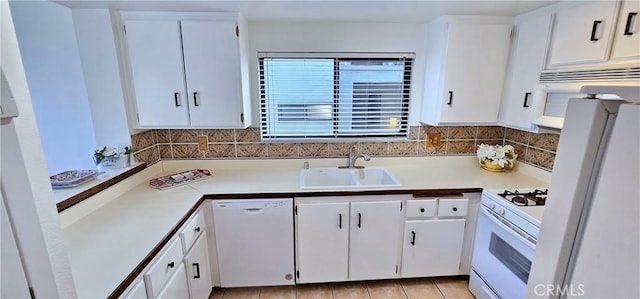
212, 198, 295, 287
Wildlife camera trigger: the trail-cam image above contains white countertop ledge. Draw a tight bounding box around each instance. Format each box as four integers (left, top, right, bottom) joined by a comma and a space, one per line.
60, 156, 551, 298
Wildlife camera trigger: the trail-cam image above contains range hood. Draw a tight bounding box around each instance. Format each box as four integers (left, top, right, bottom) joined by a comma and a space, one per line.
532, 64, 640, 131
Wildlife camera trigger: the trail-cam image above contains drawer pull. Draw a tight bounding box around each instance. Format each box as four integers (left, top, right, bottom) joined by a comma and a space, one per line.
168, 261, 175, 268
420, 208, 425, 213
193, 263, 201, 279
195, 227, 201, 233
453, 207, 458, 212
410, 231, 416, 246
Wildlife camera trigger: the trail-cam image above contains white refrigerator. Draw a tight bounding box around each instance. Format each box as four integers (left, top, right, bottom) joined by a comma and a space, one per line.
527, 86, 639, 298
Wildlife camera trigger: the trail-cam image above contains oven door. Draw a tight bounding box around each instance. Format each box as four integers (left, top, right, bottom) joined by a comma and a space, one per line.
471, 206, 536, 299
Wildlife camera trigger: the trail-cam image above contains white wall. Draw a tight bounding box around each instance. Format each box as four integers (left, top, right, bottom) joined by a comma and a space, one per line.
248, 22, 427, 126
10, 0, 97, 175
1, 1, 77, 296
72, 8, 131, 147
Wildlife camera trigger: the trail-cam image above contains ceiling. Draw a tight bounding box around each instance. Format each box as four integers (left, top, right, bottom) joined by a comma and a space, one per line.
55, 0, 559, 23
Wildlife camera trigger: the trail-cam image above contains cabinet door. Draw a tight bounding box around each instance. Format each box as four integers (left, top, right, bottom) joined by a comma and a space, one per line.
121, 278, 147, 299
611, 0, 640, 61
295, 202, 349, 283
349, 201, 402, 280
548, 1, 618, 67
500, 14, 553, 131
440, 23, 512, 124
157, 263, 189, 299
125, 20, 189, 127
401, 219, 466, 278
181, 20, 243, 128
184, 233, 212, 299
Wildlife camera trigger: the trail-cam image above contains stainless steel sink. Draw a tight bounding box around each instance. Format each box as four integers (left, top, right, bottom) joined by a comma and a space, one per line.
299, 167, 401, 189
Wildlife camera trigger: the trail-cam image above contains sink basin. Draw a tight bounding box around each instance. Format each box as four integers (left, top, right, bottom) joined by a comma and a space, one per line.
300, 167, 401, 189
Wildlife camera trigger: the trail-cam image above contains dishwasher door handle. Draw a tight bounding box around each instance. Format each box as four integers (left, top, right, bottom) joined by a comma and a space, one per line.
243, 208, 265, 214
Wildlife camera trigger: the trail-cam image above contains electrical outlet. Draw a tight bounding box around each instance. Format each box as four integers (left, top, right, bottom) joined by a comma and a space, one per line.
426, 132, 441, 147
197, 135, 209, 151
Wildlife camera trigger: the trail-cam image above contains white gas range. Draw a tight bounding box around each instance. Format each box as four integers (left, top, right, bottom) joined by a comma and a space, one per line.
469, 188, 548, 299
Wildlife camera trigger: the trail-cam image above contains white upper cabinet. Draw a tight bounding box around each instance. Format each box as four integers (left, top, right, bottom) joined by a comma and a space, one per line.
421, 16, 512, 125
611, 0, 640, 61
122, 13, 251, 129
125, 20, 189, 127
547, 1, 619, 67
499, 13, 554, 132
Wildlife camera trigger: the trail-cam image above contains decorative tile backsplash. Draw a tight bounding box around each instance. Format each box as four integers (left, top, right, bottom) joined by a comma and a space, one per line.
131, 126, 560, 171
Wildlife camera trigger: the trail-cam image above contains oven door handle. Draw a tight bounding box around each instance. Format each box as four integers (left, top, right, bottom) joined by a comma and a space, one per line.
480, 207, 536, 249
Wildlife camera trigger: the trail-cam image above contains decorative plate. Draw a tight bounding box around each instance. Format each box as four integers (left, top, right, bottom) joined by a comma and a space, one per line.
50, 170, 100, 188
149, 169, 212, 190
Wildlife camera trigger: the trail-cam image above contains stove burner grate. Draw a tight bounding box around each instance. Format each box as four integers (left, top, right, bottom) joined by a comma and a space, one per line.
498, 189, 548, 206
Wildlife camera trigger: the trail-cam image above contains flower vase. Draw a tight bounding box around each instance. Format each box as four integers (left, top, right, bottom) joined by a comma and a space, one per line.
92, 156, 104, 171
129, 153, 136, 166
480, 159, 505, 172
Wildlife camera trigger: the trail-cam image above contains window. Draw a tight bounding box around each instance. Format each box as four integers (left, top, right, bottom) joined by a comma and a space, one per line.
259, 53, 414, 140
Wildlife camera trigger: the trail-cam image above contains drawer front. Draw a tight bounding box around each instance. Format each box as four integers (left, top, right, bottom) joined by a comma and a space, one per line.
406, 199, 437, 218
144, 237, 183, 297
437, 198, 468, 217
180, 209, 205, 253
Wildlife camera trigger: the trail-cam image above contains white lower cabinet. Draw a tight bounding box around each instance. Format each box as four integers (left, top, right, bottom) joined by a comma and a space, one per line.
400, 219, 466, 278
121, 278, 147, 299
349, 201, 403, 281
295, 196, 405, 283
125, 206, 213, 299
400, 197, 469, 278
184, 233, 213, 299
295, 202, 349, 283
157, 263, 189, 299
144, 237, 184, 297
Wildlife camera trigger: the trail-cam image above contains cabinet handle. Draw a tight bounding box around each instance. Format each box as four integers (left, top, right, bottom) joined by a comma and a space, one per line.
447, 91, 453, 106
193, 92, 199, 107
168, 261, 175, 268
410, 231, 416, 246
338, 213, 342, 229
195, 227, 200, 233
523, 92, 531, 108
590, 20, 602, 41
193, 263, 201, 279
625, 12, 638, 36
174, 92, 181, 107
357, 213, 362, 228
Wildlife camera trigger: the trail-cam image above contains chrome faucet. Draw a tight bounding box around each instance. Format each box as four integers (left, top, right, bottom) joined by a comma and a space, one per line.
339, 146, 370, 169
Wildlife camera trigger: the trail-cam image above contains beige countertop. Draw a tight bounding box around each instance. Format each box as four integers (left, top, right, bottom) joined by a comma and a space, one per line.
60, 156, 550, 298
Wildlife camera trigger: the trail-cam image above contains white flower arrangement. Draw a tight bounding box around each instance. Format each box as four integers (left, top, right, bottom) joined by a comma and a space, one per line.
476, 144, 517, 169
92, 145, 134, 167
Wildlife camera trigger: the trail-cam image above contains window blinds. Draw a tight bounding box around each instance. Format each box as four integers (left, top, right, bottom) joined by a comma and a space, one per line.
259, 53, 414, 140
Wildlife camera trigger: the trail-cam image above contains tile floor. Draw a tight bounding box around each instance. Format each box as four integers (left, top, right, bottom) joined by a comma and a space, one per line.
209, 277, 474, 299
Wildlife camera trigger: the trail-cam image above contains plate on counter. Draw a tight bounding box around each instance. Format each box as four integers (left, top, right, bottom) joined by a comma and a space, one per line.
50, 170, 100, 189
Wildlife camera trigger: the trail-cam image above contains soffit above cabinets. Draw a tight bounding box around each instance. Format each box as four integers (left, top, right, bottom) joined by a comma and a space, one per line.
53, 0, 558, 23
